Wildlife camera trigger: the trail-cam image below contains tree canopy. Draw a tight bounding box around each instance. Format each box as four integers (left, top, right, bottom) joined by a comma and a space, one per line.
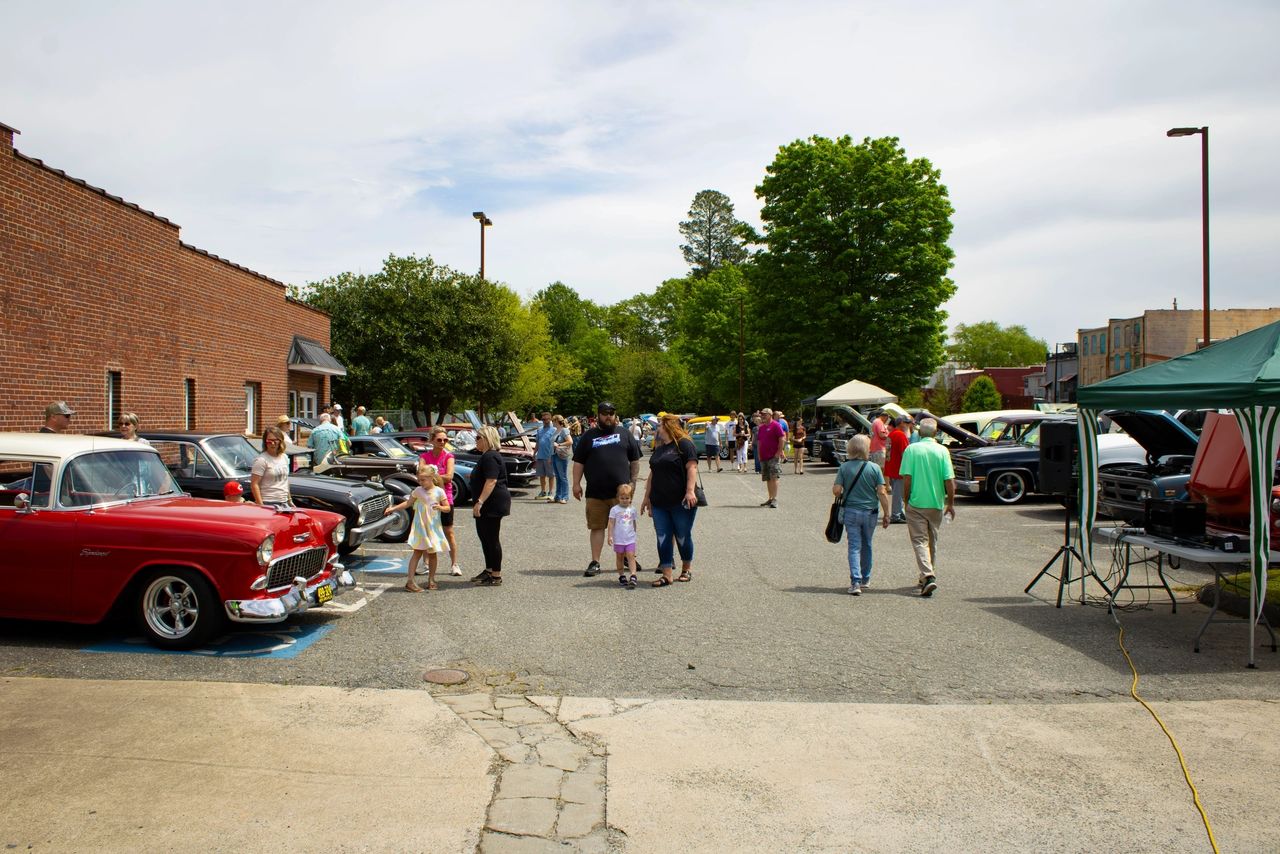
949, 321, 1047, 368
748, 135, 956, 399
679, 189, 748, 278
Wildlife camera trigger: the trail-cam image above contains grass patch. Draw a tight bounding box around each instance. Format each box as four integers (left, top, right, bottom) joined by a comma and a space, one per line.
1216, 568, 1280, 601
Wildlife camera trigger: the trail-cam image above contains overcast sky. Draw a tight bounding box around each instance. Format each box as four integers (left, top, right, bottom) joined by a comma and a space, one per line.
4, 1, 1277, 348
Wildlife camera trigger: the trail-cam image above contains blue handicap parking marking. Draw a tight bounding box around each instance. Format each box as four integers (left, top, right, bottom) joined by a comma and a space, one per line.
345, 554, 406, 575
82, 623, 335, 658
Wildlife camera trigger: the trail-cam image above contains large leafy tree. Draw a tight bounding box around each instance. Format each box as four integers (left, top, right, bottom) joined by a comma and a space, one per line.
298, 254, 523, 420
679, 189, 748, 278
949, 321, 1047, 368
960, 375, 1003, 412
749, 135, 956, 398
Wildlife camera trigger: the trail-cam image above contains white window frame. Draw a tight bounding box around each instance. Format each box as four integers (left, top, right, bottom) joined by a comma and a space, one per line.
299, 393, 317, 420
244, 383, 258, 435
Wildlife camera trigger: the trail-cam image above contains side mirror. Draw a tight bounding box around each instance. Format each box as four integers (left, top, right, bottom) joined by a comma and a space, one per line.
14, 492, 32, 513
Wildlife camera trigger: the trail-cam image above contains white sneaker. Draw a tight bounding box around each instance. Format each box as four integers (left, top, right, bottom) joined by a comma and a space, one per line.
848, 584, 861, 596
450, 564, 463, 576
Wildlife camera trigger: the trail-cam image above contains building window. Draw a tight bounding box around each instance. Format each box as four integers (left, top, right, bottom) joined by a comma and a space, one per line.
184, 379, 196, 430
1124, 352, 1131, 371
1100, 333, 1107, 353
244, 382, 260, 435
289, 391, 298, 418
1090, 335, 1096, 354
106, 371, 122, 429
300, 393, 317, 420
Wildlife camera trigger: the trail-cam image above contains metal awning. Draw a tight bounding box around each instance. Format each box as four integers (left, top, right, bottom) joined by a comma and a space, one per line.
288, 336, 347, 377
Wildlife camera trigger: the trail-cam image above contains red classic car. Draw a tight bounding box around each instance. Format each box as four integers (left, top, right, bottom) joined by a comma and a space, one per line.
0, 434, 355, 649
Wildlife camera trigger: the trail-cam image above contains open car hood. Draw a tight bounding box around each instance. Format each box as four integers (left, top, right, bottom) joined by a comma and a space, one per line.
1104, 410, 1199, 459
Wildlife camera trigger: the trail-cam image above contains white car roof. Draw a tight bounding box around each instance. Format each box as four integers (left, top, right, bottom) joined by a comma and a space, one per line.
0, 432, 151, 458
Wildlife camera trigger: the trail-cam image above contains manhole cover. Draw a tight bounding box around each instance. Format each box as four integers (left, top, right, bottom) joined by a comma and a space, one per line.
423, 668, 469, 685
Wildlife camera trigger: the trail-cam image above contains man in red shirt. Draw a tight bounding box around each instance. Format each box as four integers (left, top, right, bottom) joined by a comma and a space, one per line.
755, 408, 787, 509
883, 415, 912, 523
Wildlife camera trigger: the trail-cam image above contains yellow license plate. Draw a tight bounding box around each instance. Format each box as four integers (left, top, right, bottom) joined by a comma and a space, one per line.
315, 583, 334, 605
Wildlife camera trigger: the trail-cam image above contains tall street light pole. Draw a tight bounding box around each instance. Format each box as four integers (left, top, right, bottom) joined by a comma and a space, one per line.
472, 211, 493, 280
1166, 126, 1209, 348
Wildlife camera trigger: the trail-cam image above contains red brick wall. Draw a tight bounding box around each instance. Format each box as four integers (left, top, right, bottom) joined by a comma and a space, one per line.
0, 125, 332, 434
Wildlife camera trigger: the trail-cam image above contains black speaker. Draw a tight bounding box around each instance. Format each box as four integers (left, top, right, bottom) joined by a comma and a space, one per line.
1145, 499, 1206, 539
1038, 421, 1076, 496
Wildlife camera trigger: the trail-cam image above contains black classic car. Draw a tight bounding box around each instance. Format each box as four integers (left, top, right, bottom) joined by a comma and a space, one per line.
314, 434, 477, 505
135, 431, 397, 553
806, 405, 874, 465
907, 410, 992, 452
1095, 410, 1202, 522
388, 431, 535, 488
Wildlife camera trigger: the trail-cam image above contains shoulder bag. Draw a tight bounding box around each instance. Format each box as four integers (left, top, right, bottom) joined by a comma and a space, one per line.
825, 462, 867, 543
675, 440, 708, 507
554, 428, 572, 459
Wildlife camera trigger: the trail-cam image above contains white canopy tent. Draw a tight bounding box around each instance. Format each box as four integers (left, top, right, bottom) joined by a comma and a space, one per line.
816, 380, 897, 408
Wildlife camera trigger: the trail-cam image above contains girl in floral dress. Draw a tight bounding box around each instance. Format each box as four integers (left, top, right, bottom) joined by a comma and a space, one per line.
385, 464, 450, 592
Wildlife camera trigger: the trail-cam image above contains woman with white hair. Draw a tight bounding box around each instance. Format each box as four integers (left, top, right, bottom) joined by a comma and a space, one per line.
831, 433, 890, 595
468, 425, 511, 586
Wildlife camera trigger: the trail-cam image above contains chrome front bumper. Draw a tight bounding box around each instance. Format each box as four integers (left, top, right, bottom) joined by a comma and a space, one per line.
346, 513, 394, 548
225, 557, 356, 623
955, 478, 985, 495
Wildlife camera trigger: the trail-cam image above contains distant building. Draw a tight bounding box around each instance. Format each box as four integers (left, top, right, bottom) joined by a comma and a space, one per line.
1078, 308, 1280, 386
1025, 345, 1077, 403
927, 363, 1038, 409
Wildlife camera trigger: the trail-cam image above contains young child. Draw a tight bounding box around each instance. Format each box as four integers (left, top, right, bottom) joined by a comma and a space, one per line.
223, 481, 246, 503
385, 464, 450, 592
607, 483, 639, 589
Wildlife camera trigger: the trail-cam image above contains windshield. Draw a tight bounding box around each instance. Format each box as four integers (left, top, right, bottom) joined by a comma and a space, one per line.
1018, 422, 1044, 447
979, 419, 1013, 441
375, 438, 415, 458
205, 435, 262, 477
60, 450, 181, 506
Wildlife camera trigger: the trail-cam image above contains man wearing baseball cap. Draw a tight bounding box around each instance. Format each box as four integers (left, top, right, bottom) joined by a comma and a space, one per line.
41, 402, 75, 433
572, 401, 642, 577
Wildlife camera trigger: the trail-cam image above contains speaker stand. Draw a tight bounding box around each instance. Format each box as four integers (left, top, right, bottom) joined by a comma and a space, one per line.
1024, 496, 1112, 607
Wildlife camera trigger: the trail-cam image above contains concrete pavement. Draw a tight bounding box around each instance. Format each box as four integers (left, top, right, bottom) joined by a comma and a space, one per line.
3, 677, 1276, 852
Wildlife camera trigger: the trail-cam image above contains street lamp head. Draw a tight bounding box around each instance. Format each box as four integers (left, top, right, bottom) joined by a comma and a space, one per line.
482, 217, 493, 226
472, 211, 486, 220
1166, 127, 1202, 137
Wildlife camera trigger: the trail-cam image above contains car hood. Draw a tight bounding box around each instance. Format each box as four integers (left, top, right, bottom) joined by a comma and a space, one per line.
88, 496, 319, 547
1105, 410, 1199, 459
286, 473, 389, 502
952, 444, 1033, 465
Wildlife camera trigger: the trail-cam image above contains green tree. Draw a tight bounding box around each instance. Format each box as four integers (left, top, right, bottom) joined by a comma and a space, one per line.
499, 303, 585, 414
611, 349, 692, 414
297, 254, 523, 420
949, 321, 1047, 368
960, 375, 1003, 412
671, 265, 762, 410
679, 189, 748, 278
749, 135, 956, 397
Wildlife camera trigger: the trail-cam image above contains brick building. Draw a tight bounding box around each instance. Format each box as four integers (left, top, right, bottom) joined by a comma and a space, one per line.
0, 121, 344, 434
1077, 307, 1280, 386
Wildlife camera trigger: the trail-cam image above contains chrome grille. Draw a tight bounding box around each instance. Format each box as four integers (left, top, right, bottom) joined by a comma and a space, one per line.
360, 494, 391, 524
267, 547, 328, 590
954, 458, 973, 480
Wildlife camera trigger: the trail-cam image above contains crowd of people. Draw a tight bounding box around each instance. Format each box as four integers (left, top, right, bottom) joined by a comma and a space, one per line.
30, 398, 957, 599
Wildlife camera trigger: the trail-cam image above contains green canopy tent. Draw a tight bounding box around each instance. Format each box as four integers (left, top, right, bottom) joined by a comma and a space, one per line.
1075, 319, 1280, 666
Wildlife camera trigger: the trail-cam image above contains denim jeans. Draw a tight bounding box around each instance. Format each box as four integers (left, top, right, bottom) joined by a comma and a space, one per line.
552, 455, 569, 501
650, 503, 697, 568
842, 506, 879, 586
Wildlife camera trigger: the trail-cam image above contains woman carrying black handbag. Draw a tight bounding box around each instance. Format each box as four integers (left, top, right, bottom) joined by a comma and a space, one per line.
830, 434, 890, 595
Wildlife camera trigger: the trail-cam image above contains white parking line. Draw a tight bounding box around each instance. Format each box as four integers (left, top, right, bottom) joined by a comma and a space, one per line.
322, 582, 393, 614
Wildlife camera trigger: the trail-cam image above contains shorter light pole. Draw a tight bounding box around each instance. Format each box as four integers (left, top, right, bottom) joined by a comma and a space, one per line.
472, 211, 493, 280
1166, 126, 1209, 347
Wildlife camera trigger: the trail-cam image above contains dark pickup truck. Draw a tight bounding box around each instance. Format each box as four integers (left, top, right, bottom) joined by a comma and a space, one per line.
1095, 410, 1201, 523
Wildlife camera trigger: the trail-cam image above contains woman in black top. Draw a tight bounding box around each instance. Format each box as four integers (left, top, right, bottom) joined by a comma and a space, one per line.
640, 414, 700, 586
469, 426, 511, 586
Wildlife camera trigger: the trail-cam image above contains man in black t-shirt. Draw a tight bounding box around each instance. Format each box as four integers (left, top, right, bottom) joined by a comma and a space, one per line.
572, 401, 642, 577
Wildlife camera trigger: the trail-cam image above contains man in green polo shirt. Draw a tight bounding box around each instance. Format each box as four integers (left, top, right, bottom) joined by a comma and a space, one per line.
898, 418, 956, 597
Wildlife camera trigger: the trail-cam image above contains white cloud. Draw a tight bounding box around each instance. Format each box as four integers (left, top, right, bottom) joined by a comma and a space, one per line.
3, 0, 1277, 349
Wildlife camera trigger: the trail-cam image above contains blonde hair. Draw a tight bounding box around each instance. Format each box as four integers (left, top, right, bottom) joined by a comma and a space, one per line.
658, 414, 690, 445
552, 414, 567, 427
119, 411, 140, 428
616, 483, 633, 499
417, 463, 444, 488
476, 425, 503, 450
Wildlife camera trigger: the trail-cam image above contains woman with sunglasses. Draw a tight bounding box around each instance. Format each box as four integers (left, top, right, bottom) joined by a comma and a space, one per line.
117, 412, 151, 446
251, 425, 293, 509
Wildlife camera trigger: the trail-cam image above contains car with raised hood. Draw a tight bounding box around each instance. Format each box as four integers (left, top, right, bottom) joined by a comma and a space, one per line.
906, 410, 992, 452
1096, 410, 1202, 522
320, 433, 477, 505
134, 431, 397, 553
806, 405, 874, 465
951, 416, 1146, 505
0, 434, 354, 649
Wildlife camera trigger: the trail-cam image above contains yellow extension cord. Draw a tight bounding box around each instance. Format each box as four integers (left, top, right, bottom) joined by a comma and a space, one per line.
1115, 622, 1220, 854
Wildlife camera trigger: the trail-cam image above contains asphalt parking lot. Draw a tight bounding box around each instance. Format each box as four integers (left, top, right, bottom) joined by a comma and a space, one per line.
1, 464, 1276, 703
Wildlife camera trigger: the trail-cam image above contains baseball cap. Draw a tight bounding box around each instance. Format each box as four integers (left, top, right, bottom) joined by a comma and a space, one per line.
45, 401, 75, 417
332, 403, 343, 410
597, 401, 617, 414
223, 481, 245, 498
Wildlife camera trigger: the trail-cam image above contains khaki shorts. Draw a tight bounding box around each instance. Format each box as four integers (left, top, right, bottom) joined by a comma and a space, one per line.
585, 497, 618, 530
761, 457, 782, 481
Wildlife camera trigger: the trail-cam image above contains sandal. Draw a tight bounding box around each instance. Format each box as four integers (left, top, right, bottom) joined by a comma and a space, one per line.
404, 582, 423, 593
652, 575, 673, 587
627, 574, 638, 589
618, 574, 629, 587
676, 569, 693, 582
426, 581, 438, 590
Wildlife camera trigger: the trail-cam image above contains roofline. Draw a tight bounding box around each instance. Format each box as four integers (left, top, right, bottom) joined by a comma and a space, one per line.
0, 121, 18, 135
13, 150, 179, 229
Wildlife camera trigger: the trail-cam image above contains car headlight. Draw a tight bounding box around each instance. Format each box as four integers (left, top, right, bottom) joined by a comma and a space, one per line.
332, 521, 347, 546
1136, 489, 1150, 500
256, 535, 275, 567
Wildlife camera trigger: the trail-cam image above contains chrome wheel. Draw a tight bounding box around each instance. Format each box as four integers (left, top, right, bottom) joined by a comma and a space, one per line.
378, 508, 411, 542
137, 570, 220, 649
989, 471, 1028, 505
